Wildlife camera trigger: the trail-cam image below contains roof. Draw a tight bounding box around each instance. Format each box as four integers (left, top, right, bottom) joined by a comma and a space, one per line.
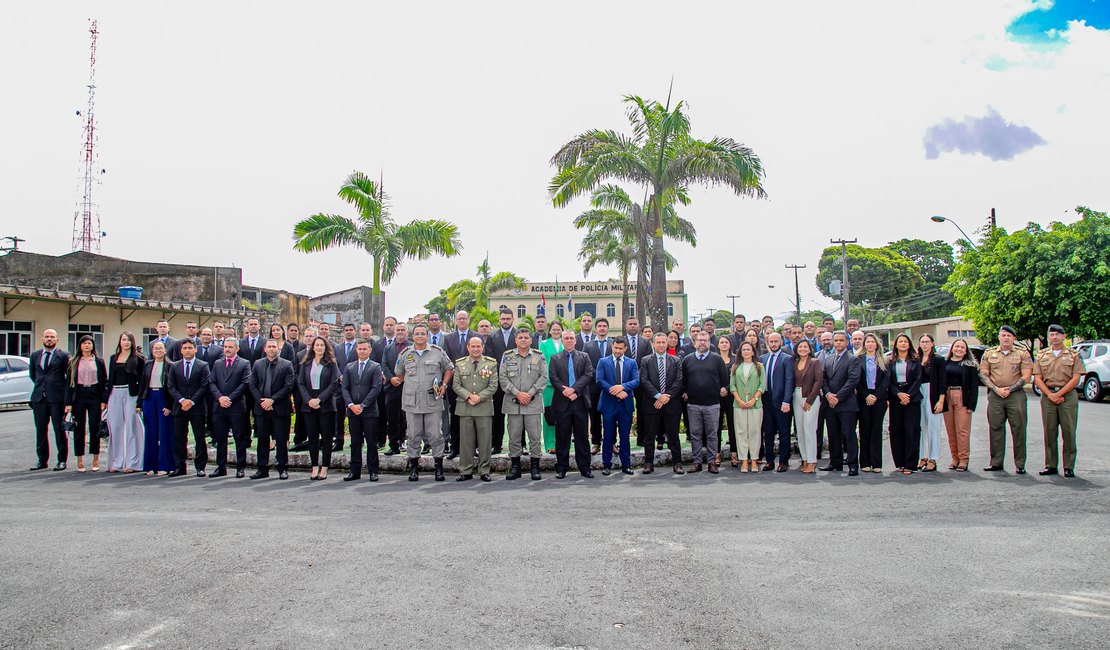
310, 285, 374, 301
860, 315, 972, 331
0, 284, 265, 319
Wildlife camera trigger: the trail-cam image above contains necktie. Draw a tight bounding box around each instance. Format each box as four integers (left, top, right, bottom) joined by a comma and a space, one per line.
503, 329, 510, 346
346, 342, 353, 358
829, 352, 839, 375
264, 362, 274, 396
459, 332, 465, 347
598, 339, 606, 357
226, 358, 231, 369
431, 334, 438, 346
358, 361, 365, 376
615, 357, 623, 385
43, 351, 51, 369
768, 353, 777, 385
657, 355, 666, 393
250, 338, 256, 351
185, 361, 192, 379
567, 354, 575, 386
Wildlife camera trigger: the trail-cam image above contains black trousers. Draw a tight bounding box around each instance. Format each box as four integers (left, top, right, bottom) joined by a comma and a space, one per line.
858, 399, 887, 469
375, 393, 389, 447
718, 395, 736, 454
641, 409, 682, 465
762, 396, 792, 464
292, 392, 307, 446
825, 408, 859, 469
304, 408, 336, 467
888, 399, 922, 470
815, 407, 827, 459
348, 409, 380, 474
633, 388, 647, 446
385, 392, 406, 449
172, 409, 207, 472
32, 399, 66, 464
447, 392, 461, 453
71, 388, 103, 456
211, 406, 249, 471
255, 411, 290, 473
490, 389, 506, 452
334, 404, 347, 450
588, 391, 603, 446
553, 401, 591, 473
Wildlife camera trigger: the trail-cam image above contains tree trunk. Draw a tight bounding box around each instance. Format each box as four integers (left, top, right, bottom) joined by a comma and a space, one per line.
620, 270, 630, 334
647, 191, 668, 330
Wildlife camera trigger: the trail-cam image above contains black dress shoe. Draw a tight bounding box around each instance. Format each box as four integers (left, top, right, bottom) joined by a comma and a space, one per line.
166, 469, 184, 477
446, 451, 459, 460
368, 473, 379, 482
848, 467, 859, 476
289, 443, 309, 452
480, 474, 491, 482
818, 465, 840, 472
602, 467, 611, 476
1064, 468, 1075, 478
53, 462, 66, 471
1039, 467, 1058, 476
456, 474, 473, 482
581, 469, 594, 478
331, 444, 344, 453
1015, 467, 1026, 475
195, 470, 206, 477
491, 447, 503, 455
673, 464, 686, 475
622, 467, 634, 475
384, 448, 398, 456
762, 462, 775, 472
983, 465, 1003, 471
776, 462, 788, 473
29, 463, 47, 471
249, 471, 268, 480
555, 470, 567, 479
235, 469, 245, 478
210, 468, 228, 477
278, 470, 289, 480
343, 473, 361, 482
642, 464, 654, 475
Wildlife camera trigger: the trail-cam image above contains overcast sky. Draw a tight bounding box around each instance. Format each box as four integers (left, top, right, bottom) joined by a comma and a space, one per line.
3, 1, 1108, 323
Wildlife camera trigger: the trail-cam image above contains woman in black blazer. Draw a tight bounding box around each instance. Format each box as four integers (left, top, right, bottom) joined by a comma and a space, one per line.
137, 340, 176, 476
298, 336, 340, 480
917, 334, 948, 472
943, 339, 980, 471
887, 333, 923, 475
105, 331, 145, 473
65, 334, 109, 472
856, 333, 890, 473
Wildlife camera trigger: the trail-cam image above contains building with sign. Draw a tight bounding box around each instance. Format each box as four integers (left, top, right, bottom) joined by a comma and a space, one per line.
488, 280, 687, 326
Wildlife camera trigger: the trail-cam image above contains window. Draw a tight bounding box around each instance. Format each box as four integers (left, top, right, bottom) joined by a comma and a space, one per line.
606, 303, 616, 318
142, 327, 159, 350
517, 304, 526, 318
666, 302, 674, 317
68, 324, 103, 354
498, 304, 508, 313
7, 358, 28, 372
948, 329, 975, 338
0, 320, 34, 357
321, 313, 338, 325
1078, 345, 1092, 360
1096, 345, 1109, 358
536, 304, 545, 315
556, 304, 565, 318
627, 303, 635, 318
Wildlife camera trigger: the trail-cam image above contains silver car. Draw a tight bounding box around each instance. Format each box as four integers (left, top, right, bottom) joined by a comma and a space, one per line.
1074, 340, 1110, 402
0, 355, 33, 405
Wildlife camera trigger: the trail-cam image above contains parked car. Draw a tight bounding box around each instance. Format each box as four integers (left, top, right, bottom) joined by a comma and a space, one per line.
1073, 340, 1110, 402
934, 344, 986, 364
0, 355, 33, 406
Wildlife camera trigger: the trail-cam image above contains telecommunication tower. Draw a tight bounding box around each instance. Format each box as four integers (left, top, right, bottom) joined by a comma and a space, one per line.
72, 19, 103, 253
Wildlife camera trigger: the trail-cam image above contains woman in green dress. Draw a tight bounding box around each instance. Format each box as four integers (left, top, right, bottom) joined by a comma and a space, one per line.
538, 320, 564, 453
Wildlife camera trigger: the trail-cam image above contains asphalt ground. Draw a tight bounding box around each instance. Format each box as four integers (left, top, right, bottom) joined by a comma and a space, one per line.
0, 391, 1108, 649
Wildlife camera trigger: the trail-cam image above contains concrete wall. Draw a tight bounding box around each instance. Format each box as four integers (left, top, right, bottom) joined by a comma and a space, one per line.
310, 286, 381, 329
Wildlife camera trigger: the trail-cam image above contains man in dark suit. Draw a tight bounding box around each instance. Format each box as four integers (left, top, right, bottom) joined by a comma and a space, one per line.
342, 339, 384, 482
166, 339, 211, 477
574, 313, 595, 351
148, 319, 179, 361
287, 323, 305, 356
196, 328, 221, 364
381, 323, 409, 455
483, 308, 516, 454
441, 310, 475, 460
531, 314, 549, 349
238, 317, 266, 442
29, 329, 70, 471
820, 331, 862, 476
169, 320, 199, 361
639, 332, 685, 474
249, 339, 296, 479
760, 332, 795, 472
549, 329, 596, 479
624, 316, 652, 451
584, 317, 611, 454
209, 337, 252, 477
371, 317, 397, 448
333, 323, 359, 453
725, 314, 748, 353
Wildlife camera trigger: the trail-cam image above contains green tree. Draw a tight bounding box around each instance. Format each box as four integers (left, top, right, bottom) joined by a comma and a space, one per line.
443, 255, 526, 314
946, 206, 1110, 344
885, 238, 957, 319
573, 184, 694, 331
424, 290, 450, 317
549, 92, 766, 330
292, 171, 462, 321
816, 244, 925, 323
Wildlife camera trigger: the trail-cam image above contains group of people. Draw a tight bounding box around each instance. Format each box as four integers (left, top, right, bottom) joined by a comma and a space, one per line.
25, 309, 1087, 483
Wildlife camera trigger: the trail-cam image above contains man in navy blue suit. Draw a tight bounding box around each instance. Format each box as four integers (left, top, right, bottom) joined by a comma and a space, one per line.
596, 336, 639, 475
760, 332, 794, 472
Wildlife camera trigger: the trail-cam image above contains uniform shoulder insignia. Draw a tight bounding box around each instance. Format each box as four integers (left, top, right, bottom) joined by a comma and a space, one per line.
482, 355, 496, 363
502, 349, 512, 357
429, 343, 444, 351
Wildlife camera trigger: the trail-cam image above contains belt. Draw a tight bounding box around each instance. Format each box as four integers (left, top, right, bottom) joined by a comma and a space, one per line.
112, 384, 129, 389
1047, 386, 1064, 391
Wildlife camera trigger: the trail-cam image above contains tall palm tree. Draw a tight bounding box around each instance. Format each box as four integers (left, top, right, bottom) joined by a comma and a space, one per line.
444, 255, 526, 313
550, 91, 766, 328
574, 184, 694, 329
292, 170, 462, 322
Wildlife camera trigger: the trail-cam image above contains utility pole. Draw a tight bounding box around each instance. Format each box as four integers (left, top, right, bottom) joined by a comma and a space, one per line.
830, 239, 857, 325
989, 207, 997, 231
785, 264, 806, 326
726, 294, 741, 317
1, 236, 25, 253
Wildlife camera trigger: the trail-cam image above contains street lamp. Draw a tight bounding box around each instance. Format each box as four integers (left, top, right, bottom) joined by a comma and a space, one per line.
931, 215, 978, 250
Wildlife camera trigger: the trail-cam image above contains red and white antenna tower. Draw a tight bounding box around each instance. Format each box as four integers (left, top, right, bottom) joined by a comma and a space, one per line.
72, 19, 103, 253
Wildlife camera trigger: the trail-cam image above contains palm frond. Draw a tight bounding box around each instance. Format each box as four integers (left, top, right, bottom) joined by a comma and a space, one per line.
338, 171, 390, 221
292, 213, 361, 252
395, 219, 463, 260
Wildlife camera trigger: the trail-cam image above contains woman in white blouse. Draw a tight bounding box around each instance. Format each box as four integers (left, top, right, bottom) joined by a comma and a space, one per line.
297, 337, 340, 480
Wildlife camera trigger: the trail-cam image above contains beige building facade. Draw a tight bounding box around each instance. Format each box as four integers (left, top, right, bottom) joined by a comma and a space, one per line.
861, 316, 980, 349
488, 280, 687, 327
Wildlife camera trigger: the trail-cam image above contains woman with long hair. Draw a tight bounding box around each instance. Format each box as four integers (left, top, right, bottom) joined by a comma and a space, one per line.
888, 333, 923, 475
943, 339, 979, 471
298, 336, 340, 480
538, 320, 565, 453
106, 331, 145, 473
64, 334, 108, 472
917, 334, 947, 472
666, 331, 683, 358
856, 334, 889, 473
269, 323, 297, 362
138, 340, 175, 476
716, 336, 739, 467
792, 339, 823, 473
730, 341, 765, 473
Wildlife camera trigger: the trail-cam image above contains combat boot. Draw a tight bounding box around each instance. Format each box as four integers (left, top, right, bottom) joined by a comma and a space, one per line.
408, 458, 419, 482
529, 458, 541, 480
434, 457, 445, 482
506, 457, 522, 480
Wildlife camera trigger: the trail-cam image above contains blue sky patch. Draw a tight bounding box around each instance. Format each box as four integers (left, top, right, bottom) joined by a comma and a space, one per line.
1007, 0, 1110, 43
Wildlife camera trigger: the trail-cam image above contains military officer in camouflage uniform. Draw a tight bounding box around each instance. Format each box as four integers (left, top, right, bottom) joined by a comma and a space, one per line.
500, 328, 548, 480
979, 325, 1033, 473
452, 336, 499, 482
1032, 323, 1086, 478
395, 324, 454, 481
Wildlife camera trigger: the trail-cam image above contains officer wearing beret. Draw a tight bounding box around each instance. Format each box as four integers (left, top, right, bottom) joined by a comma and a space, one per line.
452, 336, 499, 482
395, 324, 454, 481
1032, 324, 1086, 478
499, 328, 548, 480
979, 325, 1033, 473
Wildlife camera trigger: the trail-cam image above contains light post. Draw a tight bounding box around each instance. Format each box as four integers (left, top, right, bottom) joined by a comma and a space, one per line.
931, 215, 978, 251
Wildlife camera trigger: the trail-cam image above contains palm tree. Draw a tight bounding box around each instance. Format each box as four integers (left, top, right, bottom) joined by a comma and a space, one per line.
444, 255, 526, 314
574, 184, 695, 329
549, 90, 766, 328
292, 170, 462, 322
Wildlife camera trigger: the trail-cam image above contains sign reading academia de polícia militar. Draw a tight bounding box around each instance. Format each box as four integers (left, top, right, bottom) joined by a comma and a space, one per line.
506, 280, 685, 295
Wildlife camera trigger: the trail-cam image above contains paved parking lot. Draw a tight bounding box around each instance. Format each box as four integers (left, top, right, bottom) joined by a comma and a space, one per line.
0, 393, 1108, 649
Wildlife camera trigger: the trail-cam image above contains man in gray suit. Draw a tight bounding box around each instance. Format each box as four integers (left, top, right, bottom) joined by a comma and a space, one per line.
819, 331, 862, 476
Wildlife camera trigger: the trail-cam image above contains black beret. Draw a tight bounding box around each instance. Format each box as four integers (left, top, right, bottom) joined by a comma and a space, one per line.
1048, 323, 1065, 334
999, 325, 1017, 336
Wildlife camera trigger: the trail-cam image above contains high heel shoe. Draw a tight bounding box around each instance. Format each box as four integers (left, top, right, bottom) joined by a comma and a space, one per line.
730, 453, 739, 468
955, 462, 968, 472
923, 460, 937, 472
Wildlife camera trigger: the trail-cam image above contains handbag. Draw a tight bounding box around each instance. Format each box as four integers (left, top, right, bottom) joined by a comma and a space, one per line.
63, 414, 75, 434
99, 420, 110, 439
